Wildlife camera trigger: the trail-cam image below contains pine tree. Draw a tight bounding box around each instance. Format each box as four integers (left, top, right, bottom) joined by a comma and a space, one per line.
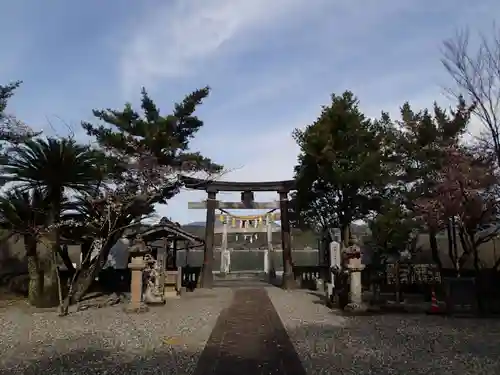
63, 87, 222, 308
293, 91, 392, 245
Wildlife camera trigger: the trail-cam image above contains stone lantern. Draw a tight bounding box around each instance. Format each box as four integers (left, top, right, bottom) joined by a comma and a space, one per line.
343, 237, 368, 313
124, 236, 150, 313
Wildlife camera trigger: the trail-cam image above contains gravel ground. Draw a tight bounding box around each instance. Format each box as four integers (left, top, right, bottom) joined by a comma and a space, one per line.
267, 287, 500, 375
0, 288, 233, 375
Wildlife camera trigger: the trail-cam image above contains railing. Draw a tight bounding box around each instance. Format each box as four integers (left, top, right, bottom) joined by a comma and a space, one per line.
181, 266, 201, 290
178, 248, 325, 290
176, 248, 321, 271
293, 265, 328, 289
180, 264, 328, 290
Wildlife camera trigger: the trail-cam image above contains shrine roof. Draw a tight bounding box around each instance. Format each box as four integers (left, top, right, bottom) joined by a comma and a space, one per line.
138, 220, 204, 245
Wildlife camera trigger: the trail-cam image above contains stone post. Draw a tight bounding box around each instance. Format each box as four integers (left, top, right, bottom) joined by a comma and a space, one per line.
176, 266, 183, 295
220, 216, 230, 275
266, 213, 275, 280
327, 240, 341, 304
125, 255, 149, 313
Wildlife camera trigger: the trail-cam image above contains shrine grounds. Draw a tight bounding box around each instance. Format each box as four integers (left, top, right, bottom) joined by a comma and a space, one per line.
0, 286, 499, 375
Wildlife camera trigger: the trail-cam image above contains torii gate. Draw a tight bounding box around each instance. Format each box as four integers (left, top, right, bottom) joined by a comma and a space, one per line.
181, 176, 296, 289
215, 210, 281, 276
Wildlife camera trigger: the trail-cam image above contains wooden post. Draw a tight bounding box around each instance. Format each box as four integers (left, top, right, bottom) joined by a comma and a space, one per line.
279, 190, 294, 289
201, 189, 217, 288
395, 261, 401, 303
172, 238, 177, 269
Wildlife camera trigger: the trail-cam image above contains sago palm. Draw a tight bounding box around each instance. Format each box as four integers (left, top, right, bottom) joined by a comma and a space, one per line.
0, 137, 104, 203
0, 137, 104, 249
0, 137, 105, 307
0, 188, 49, 306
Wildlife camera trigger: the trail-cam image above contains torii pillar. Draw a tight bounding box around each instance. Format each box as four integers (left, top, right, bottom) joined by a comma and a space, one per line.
278, 188, 294, 289
200, 188, 217, 288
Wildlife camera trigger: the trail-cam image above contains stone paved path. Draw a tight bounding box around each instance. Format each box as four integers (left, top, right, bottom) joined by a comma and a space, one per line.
194, 288, 306, 375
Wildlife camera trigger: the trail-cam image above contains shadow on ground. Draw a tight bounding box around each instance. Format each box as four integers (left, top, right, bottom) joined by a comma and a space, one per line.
1, 316, 500, 375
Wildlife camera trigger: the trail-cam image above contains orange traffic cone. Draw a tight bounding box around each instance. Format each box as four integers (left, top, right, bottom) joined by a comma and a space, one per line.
427, 286, 445, 315
430, 288, 439, 312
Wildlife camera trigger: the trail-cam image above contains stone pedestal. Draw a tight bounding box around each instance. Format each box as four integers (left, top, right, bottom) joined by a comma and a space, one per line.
125, 256, 149, 313
344, 257, 368, 313
164, 269, 181, 299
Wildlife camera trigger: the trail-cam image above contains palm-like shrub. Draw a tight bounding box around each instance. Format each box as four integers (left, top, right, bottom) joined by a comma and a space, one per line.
0, 137, 103, 201
0, 189, 49, 306
0, 137, 105, 305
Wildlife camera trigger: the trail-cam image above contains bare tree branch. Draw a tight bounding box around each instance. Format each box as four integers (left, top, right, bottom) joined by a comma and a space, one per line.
441, 24, 500, 167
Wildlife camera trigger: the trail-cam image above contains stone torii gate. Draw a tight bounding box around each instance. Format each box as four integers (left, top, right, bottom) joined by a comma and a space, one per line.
181, 176, 295, 289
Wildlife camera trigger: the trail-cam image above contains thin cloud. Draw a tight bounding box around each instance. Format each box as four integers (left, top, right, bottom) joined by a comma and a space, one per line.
119, 0, 326, 93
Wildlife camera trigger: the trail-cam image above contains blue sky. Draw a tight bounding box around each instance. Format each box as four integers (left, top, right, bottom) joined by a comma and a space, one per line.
1, 0, 498, 224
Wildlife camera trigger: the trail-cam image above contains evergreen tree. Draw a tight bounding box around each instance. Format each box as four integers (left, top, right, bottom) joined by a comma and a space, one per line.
63, 87, 222, 308
293, 91, 393, 245
392, 99, 473, 268
0, 81, 37, 150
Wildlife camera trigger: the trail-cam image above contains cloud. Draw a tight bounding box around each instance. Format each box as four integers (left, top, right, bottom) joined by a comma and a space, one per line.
119, 0, 475, 93
119, 0, 327, 93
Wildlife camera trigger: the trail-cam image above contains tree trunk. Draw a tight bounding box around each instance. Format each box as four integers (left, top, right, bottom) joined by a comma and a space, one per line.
81, 240, 92, 268
41, 193, 64, 309
428, 227, 442, 269
61, 264, 92, 315
71, 262, 99, 303
340, 223, 350, 247
473, 245, 480, 273
492, 256, 500, 271
446, 218, 455, 267
56, 244, 75, 273
25, 236, 44, 307
43, 266, 61, 307
65, 234, 120, 308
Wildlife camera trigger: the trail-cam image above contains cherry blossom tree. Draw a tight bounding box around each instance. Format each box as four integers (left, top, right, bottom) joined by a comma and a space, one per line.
415, 146, 499, 273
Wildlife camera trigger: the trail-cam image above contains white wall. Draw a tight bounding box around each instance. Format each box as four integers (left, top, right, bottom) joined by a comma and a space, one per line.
105, 238, 130, 269
86, 238, 130, 269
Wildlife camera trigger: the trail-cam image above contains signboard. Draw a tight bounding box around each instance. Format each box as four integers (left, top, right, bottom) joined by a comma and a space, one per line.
443, 277, 478, 316
399, 263, 410, 284
386, 263, 441, 285
329, 241, 341, 268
